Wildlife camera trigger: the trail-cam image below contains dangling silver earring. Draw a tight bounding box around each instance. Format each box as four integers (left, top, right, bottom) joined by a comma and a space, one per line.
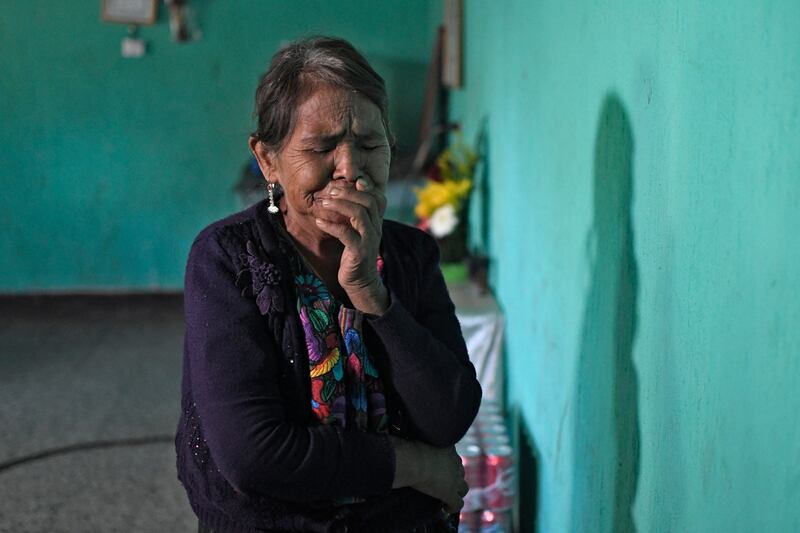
267, 182, 279, 214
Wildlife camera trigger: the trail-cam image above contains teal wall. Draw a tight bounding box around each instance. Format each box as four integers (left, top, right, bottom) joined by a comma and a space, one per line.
451, 1, 800, 532
1, 1, 437, 291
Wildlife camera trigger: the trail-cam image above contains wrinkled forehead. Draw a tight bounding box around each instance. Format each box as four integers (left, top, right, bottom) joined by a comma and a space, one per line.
293, 84, 384, 138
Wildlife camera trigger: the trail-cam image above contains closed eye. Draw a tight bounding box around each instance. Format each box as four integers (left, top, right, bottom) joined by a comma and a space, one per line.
311, 146, 335, 154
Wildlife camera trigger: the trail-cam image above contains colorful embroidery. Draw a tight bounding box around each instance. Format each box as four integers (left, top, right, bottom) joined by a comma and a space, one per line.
294, 258, 389, 433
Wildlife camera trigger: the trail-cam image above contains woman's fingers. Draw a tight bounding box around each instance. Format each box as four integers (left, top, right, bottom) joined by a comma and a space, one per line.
314, 183, 386, 299
318, 197, 379, 238
402, 441, 469, 517
314, 217, 360, 249
444, 480, 468, 513
441, 446, 468, 514
324, 182, 385, 230
355, 177, 388, 218
443, 495, 464, 514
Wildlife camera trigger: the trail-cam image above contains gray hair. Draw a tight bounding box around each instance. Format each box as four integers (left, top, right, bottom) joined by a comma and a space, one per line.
252, 36, 394, 153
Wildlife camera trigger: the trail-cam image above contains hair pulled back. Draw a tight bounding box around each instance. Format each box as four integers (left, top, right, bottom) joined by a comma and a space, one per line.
252, 36, 393, 153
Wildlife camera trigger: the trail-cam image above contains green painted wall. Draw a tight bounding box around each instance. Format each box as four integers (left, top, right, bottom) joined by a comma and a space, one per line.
1, 1, 436, 291
451, 1, 800, 532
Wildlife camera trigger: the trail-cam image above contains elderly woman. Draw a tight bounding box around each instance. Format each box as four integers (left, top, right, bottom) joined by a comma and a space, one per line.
175, 37, 482, 533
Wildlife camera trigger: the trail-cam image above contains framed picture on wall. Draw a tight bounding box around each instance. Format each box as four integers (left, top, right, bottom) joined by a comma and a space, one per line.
101, 0, 158, 25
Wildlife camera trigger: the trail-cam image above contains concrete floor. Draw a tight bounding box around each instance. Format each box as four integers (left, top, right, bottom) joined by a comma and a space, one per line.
0, 295, 196, 533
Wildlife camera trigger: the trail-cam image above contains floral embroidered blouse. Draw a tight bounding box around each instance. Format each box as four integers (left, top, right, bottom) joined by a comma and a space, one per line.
286, 234, 391, 507
294, 257, 389, 434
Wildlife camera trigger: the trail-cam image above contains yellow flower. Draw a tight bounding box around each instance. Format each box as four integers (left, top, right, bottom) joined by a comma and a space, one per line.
414, 134, 478, 223
414, 178, 473, 219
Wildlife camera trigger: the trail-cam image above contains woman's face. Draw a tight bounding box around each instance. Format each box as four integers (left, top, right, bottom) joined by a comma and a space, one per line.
253, 84, 391, 235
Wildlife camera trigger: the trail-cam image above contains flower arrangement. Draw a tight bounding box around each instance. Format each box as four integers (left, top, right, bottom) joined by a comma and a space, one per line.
415, 136, 478, 263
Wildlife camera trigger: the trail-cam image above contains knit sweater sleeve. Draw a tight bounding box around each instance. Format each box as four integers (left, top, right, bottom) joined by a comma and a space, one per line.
184, 229, 395, 502
366, 231, 482, 447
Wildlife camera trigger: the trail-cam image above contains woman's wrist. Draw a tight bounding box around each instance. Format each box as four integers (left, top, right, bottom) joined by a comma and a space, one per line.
346, 281, 389, 316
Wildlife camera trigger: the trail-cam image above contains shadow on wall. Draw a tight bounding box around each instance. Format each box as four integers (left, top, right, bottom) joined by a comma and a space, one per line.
570, 94, 641, 533
514, 407, 540, 533
472, 117, 491, 256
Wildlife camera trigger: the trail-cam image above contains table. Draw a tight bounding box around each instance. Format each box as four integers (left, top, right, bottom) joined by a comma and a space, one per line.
448, 281, 505, 404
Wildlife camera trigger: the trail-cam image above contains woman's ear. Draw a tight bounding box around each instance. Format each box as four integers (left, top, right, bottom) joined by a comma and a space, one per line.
248, 136, 277, 183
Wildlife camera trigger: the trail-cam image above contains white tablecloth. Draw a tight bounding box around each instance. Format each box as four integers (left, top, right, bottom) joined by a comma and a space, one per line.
448, 281, 505, 403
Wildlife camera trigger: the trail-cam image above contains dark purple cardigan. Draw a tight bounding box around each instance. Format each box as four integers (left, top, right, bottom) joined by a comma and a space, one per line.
175, 200, 482, 532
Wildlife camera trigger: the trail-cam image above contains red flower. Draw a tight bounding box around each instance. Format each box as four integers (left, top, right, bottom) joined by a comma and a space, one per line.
311, 379, 324, 401
426, 163, 442, 182
313, 402, 330, 420
311, 379, 331, 419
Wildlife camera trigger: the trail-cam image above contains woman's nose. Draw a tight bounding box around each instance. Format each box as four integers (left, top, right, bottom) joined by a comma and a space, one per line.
333, 142, 363, 183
